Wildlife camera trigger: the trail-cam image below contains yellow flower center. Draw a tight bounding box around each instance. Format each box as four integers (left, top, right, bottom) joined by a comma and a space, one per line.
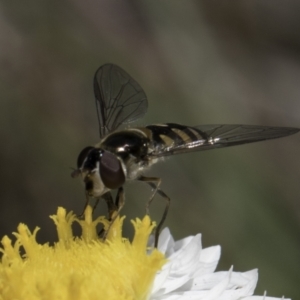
0, 206, 166, 300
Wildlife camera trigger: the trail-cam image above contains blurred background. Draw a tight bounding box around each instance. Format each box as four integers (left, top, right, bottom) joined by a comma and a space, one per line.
0, 0, 300, 298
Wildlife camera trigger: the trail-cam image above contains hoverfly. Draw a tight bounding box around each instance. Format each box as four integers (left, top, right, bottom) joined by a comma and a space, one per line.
72, 64, 299, 246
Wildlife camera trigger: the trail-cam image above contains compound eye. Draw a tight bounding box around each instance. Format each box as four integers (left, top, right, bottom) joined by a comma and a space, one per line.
77, 146, 94, 168
100, 151, 125, 189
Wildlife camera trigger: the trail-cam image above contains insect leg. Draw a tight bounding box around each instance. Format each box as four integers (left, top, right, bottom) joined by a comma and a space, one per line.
102, 187, 125, 241
138, 176, 170, 247
90, 192, 115, 218
102, 192, 118, 220
77, 191, 91, 218
79, 191, 109, 218
98, 192, 116, 237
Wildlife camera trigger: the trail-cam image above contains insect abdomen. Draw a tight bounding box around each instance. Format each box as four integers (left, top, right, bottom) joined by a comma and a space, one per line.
145, 123, 206, 154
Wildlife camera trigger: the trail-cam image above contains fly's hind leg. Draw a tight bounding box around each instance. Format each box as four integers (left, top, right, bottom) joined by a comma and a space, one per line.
138, 176, 170, 247
101, 187, 125, 241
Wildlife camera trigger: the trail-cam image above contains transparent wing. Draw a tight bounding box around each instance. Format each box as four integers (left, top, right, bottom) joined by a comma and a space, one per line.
94, 64, 148, 138
148, 124, 299, 157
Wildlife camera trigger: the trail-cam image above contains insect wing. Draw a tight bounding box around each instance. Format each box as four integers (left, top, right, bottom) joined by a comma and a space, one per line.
94, 64, 148, 138
148, 124, 299, 157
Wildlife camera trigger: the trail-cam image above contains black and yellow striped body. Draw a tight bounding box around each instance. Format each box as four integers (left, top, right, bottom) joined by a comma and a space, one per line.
144, 123, 207, 156
77, 122, 298, 199
96, 123, 206, 182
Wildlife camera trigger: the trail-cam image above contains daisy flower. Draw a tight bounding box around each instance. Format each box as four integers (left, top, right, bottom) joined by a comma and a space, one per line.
149, 228, 288, 300
0, 206, 290, 300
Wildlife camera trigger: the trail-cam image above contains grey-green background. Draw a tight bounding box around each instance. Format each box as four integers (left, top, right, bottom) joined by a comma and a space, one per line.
1, 1, 299, 298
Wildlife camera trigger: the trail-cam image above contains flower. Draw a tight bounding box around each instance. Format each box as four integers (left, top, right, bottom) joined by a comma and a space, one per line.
0, 206, 165, 300
149, 228, 290, 300
0, 206, 290, 300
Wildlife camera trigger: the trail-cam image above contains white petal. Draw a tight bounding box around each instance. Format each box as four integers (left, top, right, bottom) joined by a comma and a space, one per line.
194, 245, 221, 277
243, 296, 291, 300
167, 234, 202, 275
156, 228, 175, 255
152, 234, 203, 297
151, 274, 191, 298
151, 263, 171, 295
157, 268, 257, 300
243, 291, 291, 300
191, 269, 258, 291
149, 229, 287, 300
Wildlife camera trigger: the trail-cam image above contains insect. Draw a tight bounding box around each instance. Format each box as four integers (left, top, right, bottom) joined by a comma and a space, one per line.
72, 63, 299, 246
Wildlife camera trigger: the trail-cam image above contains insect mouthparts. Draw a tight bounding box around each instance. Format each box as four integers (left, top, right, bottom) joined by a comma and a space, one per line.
71, 168, 81, 178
